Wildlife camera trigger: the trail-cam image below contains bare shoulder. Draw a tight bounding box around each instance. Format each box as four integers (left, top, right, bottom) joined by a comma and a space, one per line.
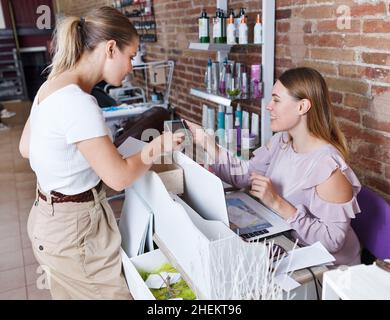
316, 169, 353, 203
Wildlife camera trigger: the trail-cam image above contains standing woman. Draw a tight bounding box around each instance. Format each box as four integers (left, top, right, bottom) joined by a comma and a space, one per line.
187, 67, 362, 266
19, 6, 184, 299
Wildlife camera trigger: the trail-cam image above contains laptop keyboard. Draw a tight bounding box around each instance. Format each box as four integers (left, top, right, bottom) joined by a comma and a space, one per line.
240, 229, 269, 240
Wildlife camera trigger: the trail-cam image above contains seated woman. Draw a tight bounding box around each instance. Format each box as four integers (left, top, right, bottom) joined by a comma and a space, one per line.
187, 67, 361, 266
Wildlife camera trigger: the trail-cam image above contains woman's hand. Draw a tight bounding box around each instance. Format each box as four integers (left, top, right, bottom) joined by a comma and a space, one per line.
249, 173, 297, 220
185, 120, 207, 146
185, 119, 219, 161
143, 132, 185, 164
155, 131, 186, 154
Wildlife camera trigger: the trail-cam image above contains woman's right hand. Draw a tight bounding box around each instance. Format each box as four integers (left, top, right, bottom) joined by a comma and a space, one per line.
185, 119, 219, 161
185, 120, 208, 146
146, 131, 185, 162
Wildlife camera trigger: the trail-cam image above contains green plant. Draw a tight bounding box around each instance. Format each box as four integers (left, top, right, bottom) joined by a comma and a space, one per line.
226, 88, 241, 97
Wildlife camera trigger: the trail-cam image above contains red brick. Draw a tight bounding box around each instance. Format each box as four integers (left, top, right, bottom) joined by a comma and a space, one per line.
344, 94, 372, 109
363, 19, 390, 33
365, 68, 390, 82
365, 175, 390, 199
362, 52, 390, 66
350, 2, 386, 17
371, 86, 390, 96
340, 122, 389, 147
346, 35, 390, 51
354, 157, 384, 175
276, 9, 291, 20
334, 105, 361, 124
386, 165, 390, 179
277, 21, 290, 33
317, 19, 361, 33
329, 91, 343, 104
362, 115, 390, 133
299, 6, 335, 19
338, 65, 367, 78
326, 77, 369, 95
310, 48, 355, 62
299, 61, 338, 76
303, 21, 312, 33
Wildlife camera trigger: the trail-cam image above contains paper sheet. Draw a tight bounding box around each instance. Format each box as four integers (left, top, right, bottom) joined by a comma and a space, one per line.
275, 241, 335, 275
274, 273, 301, 292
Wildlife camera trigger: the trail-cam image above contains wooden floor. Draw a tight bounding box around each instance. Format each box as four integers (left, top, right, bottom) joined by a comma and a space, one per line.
0, 100, 124, 300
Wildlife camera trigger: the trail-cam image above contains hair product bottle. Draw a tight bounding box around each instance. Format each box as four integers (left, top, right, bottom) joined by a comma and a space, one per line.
235, 103, 243, 127
238, 16, 248, 45
217, 104, 225, 146
198, 9, 210, 43
254, 14, 262, 44
213, 9, 223, 43
237, 8, 246, 43
206, 58, 212, 92
227, 14, 236, 44
235, 116, 241, 153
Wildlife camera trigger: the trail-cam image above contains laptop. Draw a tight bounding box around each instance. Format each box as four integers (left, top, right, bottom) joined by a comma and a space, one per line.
174, 151, 291, 242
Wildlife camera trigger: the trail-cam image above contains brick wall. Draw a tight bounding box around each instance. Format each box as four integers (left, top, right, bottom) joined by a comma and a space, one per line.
54, 0, 111, 16
56, 0, 390, 200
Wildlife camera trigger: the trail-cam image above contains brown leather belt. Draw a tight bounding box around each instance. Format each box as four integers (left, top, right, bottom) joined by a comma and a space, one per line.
38, 181, 103, 204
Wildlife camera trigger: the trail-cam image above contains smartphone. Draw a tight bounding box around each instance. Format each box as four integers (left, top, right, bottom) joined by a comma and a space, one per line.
164, 119, 192, 146
165, 119, 189, 132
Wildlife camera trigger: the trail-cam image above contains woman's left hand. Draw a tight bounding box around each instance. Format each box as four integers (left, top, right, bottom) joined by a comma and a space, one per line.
249, 173, 281, 212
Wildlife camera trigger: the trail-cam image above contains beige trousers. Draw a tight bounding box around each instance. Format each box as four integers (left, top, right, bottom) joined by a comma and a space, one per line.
27, 184, 131, 300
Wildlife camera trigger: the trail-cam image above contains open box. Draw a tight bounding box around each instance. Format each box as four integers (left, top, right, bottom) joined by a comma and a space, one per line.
121, 248, 196, 300
150, 163, 183, 195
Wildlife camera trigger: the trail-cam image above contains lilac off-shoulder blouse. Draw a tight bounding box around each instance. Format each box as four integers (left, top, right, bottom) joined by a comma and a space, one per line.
212, 132, 362, 266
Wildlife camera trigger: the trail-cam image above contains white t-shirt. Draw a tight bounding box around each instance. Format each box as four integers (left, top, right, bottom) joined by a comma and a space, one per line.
29, 84, 111, 194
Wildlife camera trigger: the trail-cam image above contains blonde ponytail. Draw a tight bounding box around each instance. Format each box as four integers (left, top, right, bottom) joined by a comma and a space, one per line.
47, 6, 138, 80
48, 17, 84, 79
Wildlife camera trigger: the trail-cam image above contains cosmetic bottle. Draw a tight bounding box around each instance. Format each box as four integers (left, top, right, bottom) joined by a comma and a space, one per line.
254, 14, 262, 44
198, 9, 210, 43
238, 16, 248, 45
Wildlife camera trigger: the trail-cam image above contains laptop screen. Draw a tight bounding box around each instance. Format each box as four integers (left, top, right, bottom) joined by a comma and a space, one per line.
226, 198, 273, 235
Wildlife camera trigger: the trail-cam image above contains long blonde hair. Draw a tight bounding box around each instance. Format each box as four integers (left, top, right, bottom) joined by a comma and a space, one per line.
278, 67, 349, 160
48, 6, 138, 80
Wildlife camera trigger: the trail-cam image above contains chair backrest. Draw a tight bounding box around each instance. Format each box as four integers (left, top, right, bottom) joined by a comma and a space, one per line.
352, 186, 390, 260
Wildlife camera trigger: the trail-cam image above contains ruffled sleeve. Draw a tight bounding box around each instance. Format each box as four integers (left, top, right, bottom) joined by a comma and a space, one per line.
286, 149, 362, 255
302, 151, 361, 197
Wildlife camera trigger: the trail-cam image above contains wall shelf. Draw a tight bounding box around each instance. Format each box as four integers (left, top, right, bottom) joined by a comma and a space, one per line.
189, 42, 262, 52
188, 0, 275, 146
190, 88, 251, 107
114, 0, 157, 43
190, 88, 232, 107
